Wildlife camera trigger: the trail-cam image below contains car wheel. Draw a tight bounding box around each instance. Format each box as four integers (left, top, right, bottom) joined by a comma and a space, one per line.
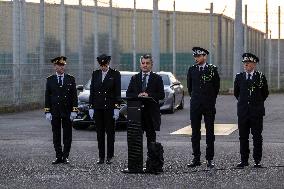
169, 97, 175, 114
72, 121, 90, 130
177, 94, 184, 110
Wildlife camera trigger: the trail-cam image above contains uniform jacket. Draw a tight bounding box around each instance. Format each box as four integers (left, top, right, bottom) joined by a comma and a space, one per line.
187, 63, 220, 112
126, 71, 165, 131
234, 71, 269, 118
89, 68, 121, 109
45, 73, 78, 117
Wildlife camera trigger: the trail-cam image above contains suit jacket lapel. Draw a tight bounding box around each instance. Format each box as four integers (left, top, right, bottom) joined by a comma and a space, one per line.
102, 68, 113, 85
137, 72, 142, 92
146, 72, 153, 90
251, 72, 257, 84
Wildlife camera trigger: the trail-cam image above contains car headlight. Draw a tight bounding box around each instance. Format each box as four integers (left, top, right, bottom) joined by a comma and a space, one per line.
164, 88, 174, 99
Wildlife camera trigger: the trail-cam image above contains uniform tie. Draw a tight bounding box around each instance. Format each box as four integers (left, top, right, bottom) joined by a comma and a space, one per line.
247, 73, 251, 80
142, 74, 147, 92
199, 67, 204, 72
58, 76, 63, 86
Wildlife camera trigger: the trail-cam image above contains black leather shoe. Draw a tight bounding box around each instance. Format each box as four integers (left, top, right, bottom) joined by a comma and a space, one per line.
236, 161, 249, 168
52, 158, 62, 164
62, 158, 70, 164
187, 159, 201, 167
106, 158, 113, 164
96, 158, 104, 164
121, 168, 144, 174
254, 161, 262, 168
206, 160, 215, 168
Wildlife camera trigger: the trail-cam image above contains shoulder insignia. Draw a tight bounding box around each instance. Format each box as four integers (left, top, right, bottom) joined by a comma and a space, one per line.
66, 73, 75, 78
208, 64, 217, 68
46, 74, 53, 79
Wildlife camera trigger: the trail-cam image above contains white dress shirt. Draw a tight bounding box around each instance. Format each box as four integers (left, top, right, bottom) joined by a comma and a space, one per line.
102, 67, 109, 82
246, 70, 255, 80
56, 72, 64, 85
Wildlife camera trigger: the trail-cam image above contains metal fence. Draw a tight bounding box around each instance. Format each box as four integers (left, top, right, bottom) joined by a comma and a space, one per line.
0, 0, 283, 110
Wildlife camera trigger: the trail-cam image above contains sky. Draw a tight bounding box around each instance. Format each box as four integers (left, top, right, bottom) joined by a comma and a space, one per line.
27, 0, 284, 38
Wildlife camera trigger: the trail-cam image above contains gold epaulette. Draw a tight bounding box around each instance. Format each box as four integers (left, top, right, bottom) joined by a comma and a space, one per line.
208, 64, 217, 68
44, 108, 50, 112
66, 73, 75, 78
114, 104, 120, 109
46, 75, 53, 79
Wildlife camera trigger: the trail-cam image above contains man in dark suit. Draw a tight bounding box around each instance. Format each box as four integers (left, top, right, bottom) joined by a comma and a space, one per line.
88, 54, 121, 165
126, 54, 165, 149
45, 56, 78, 164
187, 47, 220, 168
234, 53, 269, 168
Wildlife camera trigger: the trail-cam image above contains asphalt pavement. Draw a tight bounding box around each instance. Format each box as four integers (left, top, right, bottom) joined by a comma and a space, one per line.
0, 94, 283, 189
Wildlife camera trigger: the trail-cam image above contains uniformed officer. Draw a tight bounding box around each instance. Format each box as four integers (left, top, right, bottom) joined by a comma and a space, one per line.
45, 56, 78, 164
187, 47, 220, 168
88, 54, 121, 164
234, 53, 269, 168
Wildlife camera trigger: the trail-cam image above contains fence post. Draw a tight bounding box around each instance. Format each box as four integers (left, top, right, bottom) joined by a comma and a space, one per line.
132, 0, 137, 71
152, 0, 160, 72
172, 0, 176, 76
39, 0, 45, 66
60, 0, 65, 56
93, 0, 98, 69
78, 0, 83, 83
233, 0, 243, 83
13, 0, 20, 106
277, 6, 281, 90
109, 0, 113, 64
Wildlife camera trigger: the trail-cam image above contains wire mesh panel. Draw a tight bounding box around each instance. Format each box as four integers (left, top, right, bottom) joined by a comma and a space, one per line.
0, 0, 283, 110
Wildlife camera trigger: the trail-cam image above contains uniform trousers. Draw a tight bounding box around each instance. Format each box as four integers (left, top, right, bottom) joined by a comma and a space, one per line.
51, 116, 72, 159
238, 116, 263, 162
190, 105, 215, 160
95, 109, 115, 159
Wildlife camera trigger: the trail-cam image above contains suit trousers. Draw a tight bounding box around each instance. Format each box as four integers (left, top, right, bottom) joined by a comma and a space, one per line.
95, 109, 115, 159
238, 116, 263, 162
190, 105, 215, 160
142, 109, 157, 150
51, 116, 72, 159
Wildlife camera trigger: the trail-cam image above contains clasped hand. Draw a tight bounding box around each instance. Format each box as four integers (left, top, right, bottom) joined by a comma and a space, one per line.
138, 92, 149, 97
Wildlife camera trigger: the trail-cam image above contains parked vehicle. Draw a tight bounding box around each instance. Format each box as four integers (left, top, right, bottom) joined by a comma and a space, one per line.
157, 71, 184, 113
72, 71, 184, 130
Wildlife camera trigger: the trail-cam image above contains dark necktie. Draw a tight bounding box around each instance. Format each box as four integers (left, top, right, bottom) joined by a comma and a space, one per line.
58, 76, 63, 86
142, 74, 147, 92
199, 67, 204, 72
247, 73, 253, 90
247, 73, 251, 80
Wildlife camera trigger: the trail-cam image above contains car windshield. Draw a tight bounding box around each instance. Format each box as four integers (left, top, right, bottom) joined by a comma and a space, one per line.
84, 73, 135, 90
85, 79, 91, 90
159, 74, 170, 86
121, 74, 134, 90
